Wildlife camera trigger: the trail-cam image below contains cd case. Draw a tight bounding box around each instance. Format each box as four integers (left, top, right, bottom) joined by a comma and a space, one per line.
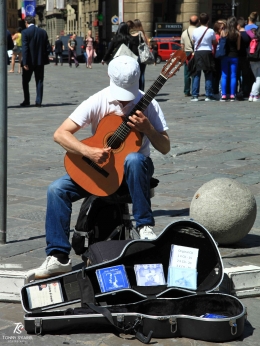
169, 244, 199, 269
167, 267, 197, 290
134, 264, 166, 286
96, 265, 130, 293
26, 281, 64, 309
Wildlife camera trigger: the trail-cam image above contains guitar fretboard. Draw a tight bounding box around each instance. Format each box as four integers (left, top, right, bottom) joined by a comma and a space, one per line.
106, 74, 167, 148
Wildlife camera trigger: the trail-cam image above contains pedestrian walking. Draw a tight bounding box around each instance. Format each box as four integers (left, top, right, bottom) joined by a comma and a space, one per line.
68, 33, 79, 68
9, 27, 23, 74
219, 16, 241, 102
54, 36, 64, 66
151, 43, 158, 65
180, 15, 199, 97
6, 29, 14, 65
83, 35, 88, 67
191, 13, 217, 102
20, 16, 51, 107
85, 30, 95, 69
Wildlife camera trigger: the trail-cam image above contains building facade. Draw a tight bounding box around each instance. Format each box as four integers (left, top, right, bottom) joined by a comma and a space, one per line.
7, 0, 19, 34
13, 0, 260, 45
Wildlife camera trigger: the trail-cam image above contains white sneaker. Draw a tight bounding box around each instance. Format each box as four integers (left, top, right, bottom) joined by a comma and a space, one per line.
138, 226, 157, 240
253, 96, 260, 102
248, 95, 254, 102
27, 256, 72, 280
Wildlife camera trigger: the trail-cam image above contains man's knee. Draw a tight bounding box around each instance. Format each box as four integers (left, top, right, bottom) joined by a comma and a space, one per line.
125, 152, 145, 166
47, 178, 66, 198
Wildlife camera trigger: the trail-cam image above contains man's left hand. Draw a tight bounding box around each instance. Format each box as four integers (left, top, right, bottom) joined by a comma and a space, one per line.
127, 110, 151, 134
24, 65, 29, 70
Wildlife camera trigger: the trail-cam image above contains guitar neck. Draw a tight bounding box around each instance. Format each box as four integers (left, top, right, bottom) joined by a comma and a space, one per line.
111, 74, 167, 144
127, 74, 167, 118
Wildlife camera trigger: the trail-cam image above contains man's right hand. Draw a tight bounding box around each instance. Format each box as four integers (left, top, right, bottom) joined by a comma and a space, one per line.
86, 147, 111, 165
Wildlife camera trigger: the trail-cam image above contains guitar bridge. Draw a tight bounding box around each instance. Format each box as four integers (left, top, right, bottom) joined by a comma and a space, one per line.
82, 157, 109, 178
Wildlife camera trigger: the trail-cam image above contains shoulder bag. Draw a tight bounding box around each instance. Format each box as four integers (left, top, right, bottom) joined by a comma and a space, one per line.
114, 43, 138, 60
187, 27, 209, 74
138, 32, 155, 64
215, 36, 227, 59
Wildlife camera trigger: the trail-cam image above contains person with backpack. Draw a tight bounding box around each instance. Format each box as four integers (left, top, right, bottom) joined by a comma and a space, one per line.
247, 26, 260, 102
26, 55, 170, 280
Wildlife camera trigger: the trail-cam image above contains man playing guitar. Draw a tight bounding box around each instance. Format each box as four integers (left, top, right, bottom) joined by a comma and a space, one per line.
28, 56, 170, 279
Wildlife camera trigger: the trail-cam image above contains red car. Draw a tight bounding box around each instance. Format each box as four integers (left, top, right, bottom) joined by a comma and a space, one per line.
150, 39, 181, 64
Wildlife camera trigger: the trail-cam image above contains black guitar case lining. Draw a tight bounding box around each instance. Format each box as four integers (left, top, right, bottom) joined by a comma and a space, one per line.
21, 219, 246, 342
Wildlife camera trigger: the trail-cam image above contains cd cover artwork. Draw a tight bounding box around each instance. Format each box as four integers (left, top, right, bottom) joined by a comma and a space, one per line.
96, 265, 130, 293
134, 264, 166, 286
167, 267, 197, 290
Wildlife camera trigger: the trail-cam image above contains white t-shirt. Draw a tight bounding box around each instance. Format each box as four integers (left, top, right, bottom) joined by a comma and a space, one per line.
192, 26, 216, 51
69, 87, 168, 157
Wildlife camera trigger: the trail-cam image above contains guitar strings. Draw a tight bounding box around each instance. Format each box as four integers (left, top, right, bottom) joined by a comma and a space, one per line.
106, 75, 167, 149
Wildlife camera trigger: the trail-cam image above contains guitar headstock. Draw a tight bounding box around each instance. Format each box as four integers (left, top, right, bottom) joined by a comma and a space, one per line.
161, 50, 187, 80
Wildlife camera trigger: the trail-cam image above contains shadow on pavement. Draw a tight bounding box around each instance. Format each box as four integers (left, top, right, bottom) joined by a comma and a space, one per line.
153, 208, 189, 217
8, 102, 77, 109
221, 233, 260, 250
239, 319, 255, 340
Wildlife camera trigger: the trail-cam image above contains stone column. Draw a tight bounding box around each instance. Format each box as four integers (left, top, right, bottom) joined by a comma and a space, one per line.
136, 1, 153, 38
124, 0, 153, 38
175, 0, 213, 30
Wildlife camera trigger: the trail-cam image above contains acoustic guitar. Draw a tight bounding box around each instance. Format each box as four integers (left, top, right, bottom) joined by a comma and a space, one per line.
64, 50, 187, 196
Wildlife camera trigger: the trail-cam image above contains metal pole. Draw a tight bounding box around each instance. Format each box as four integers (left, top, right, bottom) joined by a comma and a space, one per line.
0, 0, 8, 244
232, 0, 235, 17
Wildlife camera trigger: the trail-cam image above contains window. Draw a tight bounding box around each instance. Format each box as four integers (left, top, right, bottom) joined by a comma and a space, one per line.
160, 43, 169, 50
171, 44, 181, 50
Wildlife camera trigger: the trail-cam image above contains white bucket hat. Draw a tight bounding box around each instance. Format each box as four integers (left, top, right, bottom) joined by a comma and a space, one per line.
108, 55, 140, 101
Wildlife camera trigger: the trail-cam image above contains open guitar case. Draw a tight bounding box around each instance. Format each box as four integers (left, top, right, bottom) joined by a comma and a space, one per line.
21, 219, 246, 343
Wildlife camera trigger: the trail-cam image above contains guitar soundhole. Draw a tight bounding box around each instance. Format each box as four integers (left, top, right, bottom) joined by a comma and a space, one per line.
107, 135, 122, 150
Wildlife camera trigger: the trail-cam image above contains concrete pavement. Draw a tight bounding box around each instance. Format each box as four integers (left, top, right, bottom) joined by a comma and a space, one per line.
1, 60, 260, 345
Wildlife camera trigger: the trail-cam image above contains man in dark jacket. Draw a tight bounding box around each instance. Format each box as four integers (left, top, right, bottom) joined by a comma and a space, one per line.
20, 16, 51, 107
54, 36, 64, 66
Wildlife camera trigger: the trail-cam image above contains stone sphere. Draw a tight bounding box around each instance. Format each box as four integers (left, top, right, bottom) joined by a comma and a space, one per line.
190, 178, 257, 245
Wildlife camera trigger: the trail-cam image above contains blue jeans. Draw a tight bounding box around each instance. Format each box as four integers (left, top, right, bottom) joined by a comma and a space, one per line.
221, 56, 238, 96
192, 70, 213, 97
138, 58, 146, 91
45, 153, 154, 255
84, 52, 88, 64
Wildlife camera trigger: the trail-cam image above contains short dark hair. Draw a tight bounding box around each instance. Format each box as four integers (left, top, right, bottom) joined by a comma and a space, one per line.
237, 17, 245, 28
17, 27, 22, 33
24, 16, 35, 25
199, 13, 209, 25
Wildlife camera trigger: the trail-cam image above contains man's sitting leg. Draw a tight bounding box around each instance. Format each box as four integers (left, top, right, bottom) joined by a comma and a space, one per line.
124, 152, 157, 240
28, 174, 89, 279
